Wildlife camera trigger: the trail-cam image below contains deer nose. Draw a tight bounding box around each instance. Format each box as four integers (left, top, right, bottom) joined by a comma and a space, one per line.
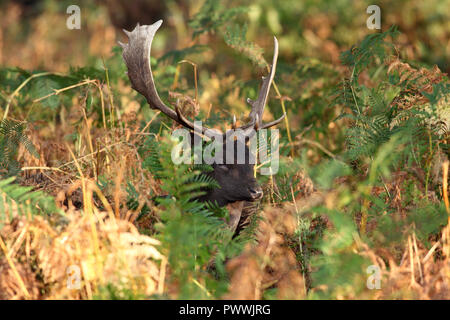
249, 187, 263, 200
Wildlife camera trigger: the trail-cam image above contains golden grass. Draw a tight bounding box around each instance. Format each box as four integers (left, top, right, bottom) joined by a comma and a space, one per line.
0, 188, 165, 299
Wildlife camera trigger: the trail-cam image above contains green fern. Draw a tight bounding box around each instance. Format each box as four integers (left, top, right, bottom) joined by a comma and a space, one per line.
340, 25, 399, 79
188, 0, 247, 38
224, 24, 267, 68
0, 176, 61, 227
140, 136, 165, 179
0, 119, 39, 177
140, 134, 248, 298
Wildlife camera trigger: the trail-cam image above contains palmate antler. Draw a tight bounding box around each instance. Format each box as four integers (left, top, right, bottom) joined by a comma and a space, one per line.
119, 20, 285, 137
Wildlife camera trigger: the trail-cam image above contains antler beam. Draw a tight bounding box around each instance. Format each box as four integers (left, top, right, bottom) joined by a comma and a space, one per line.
120, 20, 213, 136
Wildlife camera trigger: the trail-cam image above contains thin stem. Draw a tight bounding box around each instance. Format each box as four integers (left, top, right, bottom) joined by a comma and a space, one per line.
3, 72, 59, 120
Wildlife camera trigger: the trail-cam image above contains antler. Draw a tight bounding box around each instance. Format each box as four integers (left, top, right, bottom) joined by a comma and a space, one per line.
119, 20, 210, 135
120, 20, 284, 138
238, 37, 286, 135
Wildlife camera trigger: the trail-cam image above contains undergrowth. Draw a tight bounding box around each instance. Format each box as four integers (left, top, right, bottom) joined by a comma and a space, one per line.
0, 0, 449, 300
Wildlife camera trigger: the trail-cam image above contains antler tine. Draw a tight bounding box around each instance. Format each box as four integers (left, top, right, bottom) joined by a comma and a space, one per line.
260, 112, 286, 129
237, 37, 280, 133
121, 20, 212, 137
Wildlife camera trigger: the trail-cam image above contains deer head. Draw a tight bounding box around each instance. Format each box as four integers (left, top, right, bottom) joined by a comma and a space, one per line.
120, 20, 284, 207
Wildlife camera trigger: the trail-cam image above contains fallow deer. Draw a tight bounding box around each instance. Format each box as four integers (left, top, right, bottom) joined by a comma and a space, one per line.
120, 20, 284, 232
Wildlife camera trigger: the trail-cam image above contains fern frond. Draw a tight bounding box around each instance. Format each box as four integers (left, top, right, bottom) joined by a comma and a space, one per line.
188, 0, 247, 38
0, 119, 39, 177
224, 24, 267, 67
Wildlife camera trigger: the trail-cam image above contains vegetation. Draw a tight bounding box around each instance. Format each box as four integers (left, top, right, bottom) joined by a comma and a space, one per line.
0, 0, 448, 299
